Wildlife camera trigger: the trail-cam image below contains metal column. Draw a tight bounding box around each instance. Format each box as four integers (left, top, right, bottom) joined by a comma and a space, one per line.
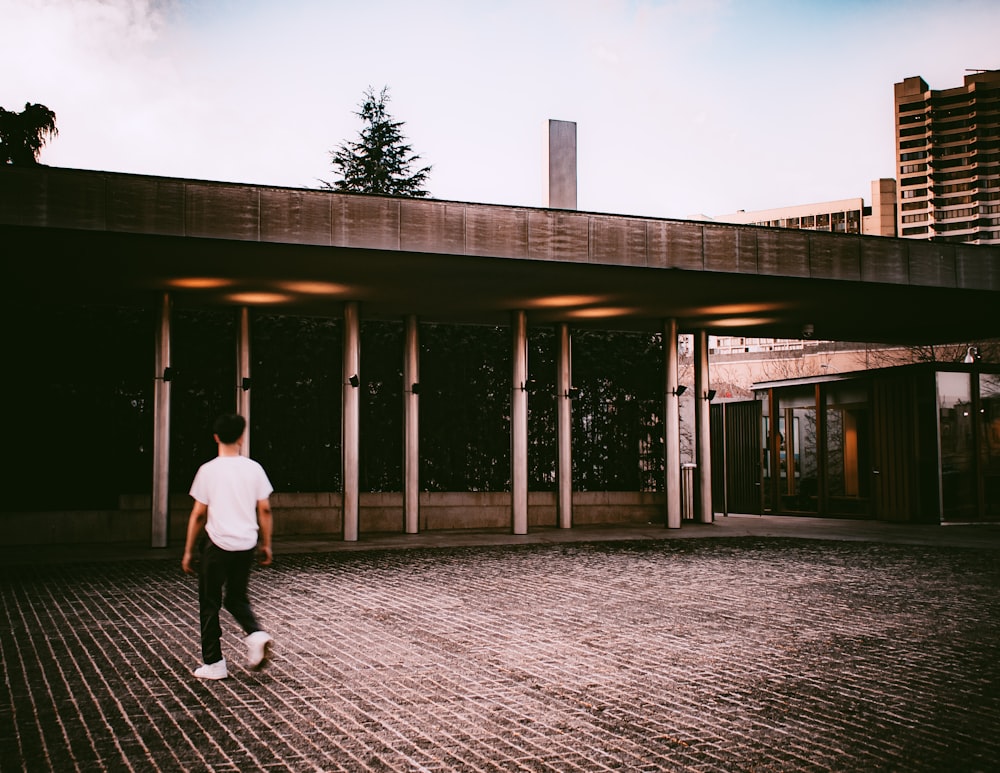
664, 319, 682, 528
342, 302, 360, 542
403, 315, 420, 534
694, 330, 714, 523
236, 307, 251, 457
151, 293, 172, 548
556, 323, 573, 529
511, 311, 529, 535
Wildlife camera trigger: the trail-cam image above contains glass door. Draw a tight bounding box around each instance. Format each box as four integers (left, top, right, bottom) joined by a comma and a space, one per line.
937, 372, 975, 521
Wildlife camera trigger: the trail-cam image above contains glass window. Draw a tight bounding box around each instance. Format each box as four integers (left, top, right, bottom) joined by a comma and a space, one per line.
824, 382, 869, 516
981, 374, 1000, 519
771, 388, 818, 513
937, 372, 975, 520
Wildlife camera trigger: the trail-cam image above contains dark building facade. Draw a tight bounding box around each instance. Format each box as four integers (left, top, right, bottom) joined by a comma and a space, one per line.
749, 363, 1000, 523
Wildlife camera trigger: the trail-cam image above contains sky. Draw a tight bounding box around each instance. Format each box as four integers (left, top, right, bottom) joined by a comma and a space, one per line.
3, 0, 999, 219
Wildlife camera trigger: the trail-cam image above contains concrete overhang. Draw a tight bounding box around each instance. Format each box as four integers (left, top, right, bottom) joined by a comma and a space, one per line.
2, 165, 999, 345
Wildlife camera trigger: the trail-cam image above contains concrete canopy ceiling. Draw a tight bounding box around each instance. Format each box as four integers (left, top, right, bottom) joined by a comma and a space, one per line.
2, 166, 999, 346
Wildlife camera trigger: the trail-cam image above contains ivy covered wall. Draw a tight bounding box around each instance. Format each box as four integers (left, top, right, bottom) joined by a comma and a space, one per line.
1, 304, 667, 511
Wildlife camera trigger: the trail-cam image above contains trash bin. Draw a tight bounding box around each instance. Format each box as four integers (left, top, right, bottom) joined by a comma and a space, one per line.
681, 463, 696, 520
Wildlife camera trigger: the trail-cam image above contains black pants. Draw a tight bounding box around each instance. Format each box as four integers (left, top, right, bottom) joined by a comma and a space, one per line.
199, 540, 261, 664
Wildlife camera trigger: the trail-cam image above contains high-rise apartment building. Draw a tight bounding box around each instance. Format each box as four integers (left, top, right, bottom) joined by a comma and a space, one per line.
895, 69, 1000, 244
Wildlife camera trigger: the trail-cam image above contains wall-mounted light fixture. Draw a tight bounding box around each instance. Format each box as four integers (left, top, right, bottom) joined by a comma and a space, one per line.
704, 389, 717, 401
565, 386, 581, 399
348, 374, 360, 388
241, 377, 252, 391
670, 385, 687, 397
161, 367, 173, 382
518, 378, 537, 392
409, 382, 420, 394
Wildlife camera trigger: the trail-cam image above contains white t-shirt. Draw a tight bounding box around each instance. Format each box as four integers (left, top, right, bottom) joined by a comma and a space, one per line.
189, 455, 273, 552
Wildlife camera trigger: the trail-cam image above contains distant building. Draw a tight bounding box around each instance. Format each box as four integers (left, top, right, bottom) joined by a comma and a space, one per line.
710, 179, 897, 236
894, 69, 1000, 245
702, 181, 897, 363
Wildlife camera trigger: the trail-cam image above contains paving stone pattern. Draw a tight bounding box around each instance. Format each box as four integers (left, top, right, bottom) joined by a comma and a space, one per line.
1, 538, 999, 772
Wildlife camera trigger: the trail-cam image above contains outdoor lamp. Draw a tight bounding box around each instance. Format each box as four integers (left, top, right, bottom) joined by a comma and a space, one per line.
670, 385, 687, 397
241, 377, 252, 391
705, 389, 717, 401
348, 374, 360, 388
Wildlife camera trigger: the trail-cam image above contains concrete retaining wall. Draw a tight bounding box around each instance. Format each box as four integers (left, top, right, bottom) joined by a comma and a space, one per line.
2, 491, 666, 546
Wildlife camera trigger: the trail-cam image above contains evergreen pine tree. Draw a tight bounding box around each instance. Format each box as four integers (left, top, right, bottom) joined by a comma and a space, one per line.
325, 87, 431, 197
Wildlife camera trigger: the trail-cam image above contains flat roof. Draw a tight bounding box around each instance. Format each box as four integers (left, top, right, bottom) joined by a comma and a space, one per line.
3, 166, 999, 344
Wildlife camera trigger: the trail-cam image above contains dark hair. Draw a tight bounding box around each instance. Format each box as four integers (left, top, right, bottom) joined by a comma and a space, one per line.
213, 413, 246, 444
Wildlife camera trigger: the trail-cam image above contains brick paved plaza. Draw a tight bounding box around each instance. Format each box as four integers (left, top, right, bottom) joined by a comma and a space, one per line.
2, 531, 999, 771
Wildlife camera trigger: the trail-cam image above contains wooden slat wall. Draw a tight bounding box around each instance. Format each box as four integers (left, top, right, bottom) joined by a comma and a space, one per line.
2, 165, 999, 292
908, 240, 955, 287
860, 238, 908, 284
108, 176, 185, 237
526, 210, 589, 262
332, 196, 399, 250
466, 207, 528, 259
724, 401, 763, 515
261, 188, 332, 246
589, 217, 647, 267
809, 232, 861, 281
757, 229, 810, 278
871, 376, 917, 521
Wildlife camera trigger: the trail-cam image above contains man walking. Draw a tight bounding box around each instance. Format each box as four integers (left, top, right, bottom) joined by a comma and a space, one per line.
182, 413, 274, 679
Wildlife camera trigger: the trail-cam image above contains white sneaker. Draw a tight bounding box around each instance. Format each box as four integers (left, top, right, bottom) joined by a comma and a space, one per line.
194, 658, 228, 680
245, 631, 273, 670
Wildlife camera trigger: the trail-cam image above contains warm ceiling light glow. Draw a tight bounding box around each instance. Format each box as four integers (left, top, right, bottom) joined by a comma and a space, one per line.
710, 317, 781, 328
279, 281, 350, 295
168, 277, 231, 289
568, 307, 632, 319
526, 295, 606, 309
226, 292, 293, 305
699, 302, 787, 315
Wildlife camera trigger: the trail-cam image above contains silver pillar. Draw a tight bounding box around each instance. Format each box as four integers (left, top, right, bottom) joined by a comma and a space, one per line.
403, 315, 420, 534
694, 330, 713, 523
511, 311, 529, 535
664, 319, 682, 528
151, 293, 172, 548
236, 307, 251, 457
342, 302, 360, 542
556, 324, 573, 529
